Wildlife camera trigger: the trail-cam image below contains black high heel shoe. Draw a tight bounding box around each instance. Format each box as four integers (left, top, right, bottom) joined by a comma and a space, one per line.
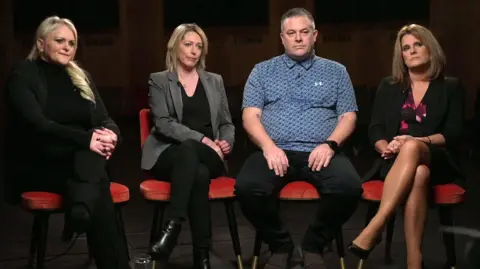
148, 220, 182, 260
347, 242, 374, 260
347, 237, 381, 269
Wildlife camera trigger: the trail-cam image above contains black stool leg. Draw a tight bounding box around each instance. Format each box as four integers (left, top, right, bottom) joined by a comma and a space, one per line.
336, 230, 346, 269
385, 213, 396, 264
116, 204, 130, 261
224, 200, 244, 269
27, 214, 41, 268
149, 203, 165, 245
439, 206, 456, 269
36, 213, 50, 269
252, 232, 262, 269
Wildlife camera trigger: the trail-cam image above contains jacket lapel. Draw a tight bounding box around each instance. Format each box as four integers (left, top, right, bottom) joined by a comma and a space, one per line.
167, 72, 184, 122
387, 85, 407, 137
198, 70, 218, 130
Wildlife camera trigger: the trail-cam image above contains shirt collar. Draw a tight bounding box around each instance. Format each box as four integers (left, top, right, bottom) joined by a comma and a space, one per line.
282, 51, 316, 70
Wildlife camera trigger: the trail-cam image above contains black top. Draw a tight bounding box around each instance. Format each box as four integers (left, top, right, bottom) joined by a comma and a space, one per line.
4, 59, 120, 203
38, 59, 93, 156
181, 81, 213, 140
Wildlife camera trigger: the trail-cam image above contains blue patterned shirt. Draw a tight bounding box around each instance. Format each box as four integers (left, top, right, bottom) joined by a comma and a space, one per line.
242, 53, 358, 152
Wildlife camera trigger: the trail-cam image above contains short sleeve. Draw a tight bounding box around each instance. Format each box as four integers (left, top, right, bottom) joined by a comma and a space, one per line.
336, 67, 358, 115
242, 65, 265, 110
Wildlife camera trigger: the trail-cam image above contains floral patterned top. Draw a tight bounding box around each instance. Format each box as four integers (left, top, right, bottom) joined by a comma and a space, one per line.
399, 90, 427, 134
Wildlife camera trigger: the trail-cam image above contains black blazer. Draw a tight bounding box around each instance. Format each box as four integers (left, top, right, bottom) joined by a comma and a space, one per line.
364, 76, 466, 183
3, 59, 120, 204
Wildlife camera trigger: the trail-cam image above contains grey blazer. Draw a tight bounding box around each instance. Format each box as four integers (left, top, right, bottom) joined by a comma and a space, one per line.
141, 70, 235, 170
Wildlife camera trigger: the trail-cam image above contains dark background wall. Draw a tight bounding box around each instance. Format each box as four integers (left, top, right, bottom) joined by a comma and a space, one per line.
0, 0, 478, 122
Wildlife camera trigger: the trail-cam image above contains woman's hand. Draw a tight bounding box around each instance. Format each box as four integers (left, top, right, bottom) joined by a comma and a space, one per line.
214, 139, 231, 155
90, 130, 116, 159
202, 137, 224, 160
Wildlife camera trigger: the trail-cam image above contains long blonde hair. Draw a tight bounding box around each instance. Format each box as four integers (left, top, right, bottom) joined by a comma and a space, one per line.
27, 16, 95, 103
391, 24, 446, 85
165, 23, 209, 72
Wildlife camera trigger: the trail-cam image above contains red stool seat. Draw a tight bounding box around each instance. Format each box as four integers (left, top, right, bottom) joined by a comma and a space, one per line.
362, 180, 465, 204
110, 182, 130, 203
279, 181, 320, 200
140, 176, 236, 201
21, 192, 63, 210
21, 182, 130, 211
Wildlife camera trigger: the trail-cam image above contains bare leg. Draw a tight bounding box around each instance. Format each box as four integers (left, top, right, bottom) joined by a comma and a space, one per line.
352, 140, 430, 249
404, 165, 430, 269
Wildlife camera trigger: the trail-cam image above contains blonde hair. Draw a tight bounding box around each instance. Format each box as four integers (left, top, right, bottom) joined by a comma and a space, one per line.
392, 24, 446, 85
27, 16, 95, 103
165, 23, 208, 72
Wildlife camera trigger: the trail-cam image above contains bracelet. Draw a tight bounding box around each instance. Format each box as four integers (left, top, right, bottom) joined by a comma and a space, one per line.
426, 136, 432, 144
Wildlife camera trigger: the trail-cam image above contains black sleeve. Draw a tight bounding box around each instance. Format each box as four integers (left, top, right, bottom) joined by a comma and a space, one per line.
5, 62, 92, 148
442, 78, 465, 149
87, 74, 122, 143
368, 78, 390, 146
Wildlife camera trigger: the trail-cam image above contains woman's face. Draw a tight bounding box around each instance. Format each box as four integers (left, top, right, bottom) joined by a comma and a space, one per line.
401, 34, 430, 69
37, 24, 76, 65
177, 31, 203, 69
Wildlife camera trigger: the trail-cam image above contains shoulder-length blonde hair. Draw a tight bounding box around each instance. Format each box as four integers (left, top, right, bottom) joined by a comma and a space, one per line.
27, 16, 95, 103
392, 24, 446, 85
165, 23, 209, 72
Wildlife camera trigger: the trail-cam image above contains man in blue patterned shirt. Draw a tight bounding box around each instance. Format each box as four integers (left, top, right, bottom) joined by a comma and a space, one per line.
235, 7, 362, 269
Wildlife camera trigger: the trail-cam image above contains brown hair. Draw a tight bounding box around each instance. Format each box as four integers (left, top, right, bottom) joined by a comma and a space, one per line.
391, 24, 445, 85
165, 23, 208, 72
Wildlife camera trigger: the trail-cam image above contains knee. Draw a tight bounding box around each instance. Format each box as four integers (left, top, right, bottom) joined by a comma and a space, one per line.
399, 139, 424, 156
341, 175, 363, 198
235, 177, 271, 200
412, 165, 431, 188
175, 139, 201, 159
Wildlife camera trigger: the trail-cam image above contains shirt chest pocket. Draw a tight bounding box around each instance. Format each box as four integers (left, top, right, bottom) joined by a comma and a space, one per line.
290, 82, 337, 109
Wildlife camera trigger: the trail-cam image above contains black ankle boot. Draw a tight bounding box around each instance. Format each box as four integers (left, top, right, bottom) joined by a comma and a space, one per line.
149, 220, 182, 260
193, 249, 211, 269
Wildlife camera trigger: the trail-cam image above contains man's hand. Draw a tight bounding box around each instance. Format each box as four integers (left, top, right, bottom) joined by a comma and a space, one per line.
262, 144, 289, 177
215, 139, 231, 155
308, 143, 334, 171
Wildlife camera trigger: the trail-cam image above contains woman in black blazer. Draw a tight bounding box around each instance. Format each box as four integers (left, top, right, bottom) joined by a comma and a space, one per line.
143, 23, 234, 268
348, 24, 465, 269
4, 16, 130, 268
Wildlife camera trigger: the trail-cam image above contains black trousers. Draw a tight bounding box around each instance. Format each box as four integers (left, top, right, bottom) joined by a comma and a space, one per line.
65, 150, 130, 269
235, 150, 362, 253
149, 139, 224, 250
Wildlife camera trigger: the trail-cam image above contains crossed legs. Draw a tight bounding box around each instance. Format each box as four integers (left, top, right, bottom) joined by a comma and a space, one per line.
352, 139, 431, 269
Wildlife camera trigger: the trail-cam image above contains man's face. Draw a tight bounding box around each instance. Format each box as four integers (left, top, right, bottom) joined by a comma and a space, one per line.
280, 16, 318, 60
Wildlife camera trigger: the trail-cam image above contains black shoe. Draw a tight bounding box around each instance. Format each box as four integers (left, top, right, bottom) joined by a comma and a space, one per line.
347, 242, 374, 260
193, 249, 211, 269
148, 220, 182, 260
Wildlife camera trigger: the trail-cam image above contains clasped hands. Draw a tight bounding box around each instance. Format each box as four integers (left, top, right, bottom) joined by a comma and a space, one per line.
201, 137, 231, 160
263, 143, 335, 177
89, 127, 118, 159
381, 134, 414, 159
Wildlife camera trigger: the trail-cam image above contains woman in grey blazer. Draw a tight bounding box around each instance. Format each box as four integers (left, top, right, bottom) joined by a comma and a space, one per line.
141, 23, 234, 268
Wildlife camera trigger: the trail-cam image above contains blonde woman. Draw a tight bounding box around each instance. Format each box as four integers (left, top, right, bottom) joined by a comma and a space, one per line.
348, 24, 465, 269
4, 16, 130, 268
141, 23, 234, 268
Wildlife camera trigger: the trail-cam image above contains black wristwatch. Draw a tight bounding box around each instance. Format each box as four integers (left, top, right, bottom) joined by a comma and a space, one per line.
323, 140, 340, 153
